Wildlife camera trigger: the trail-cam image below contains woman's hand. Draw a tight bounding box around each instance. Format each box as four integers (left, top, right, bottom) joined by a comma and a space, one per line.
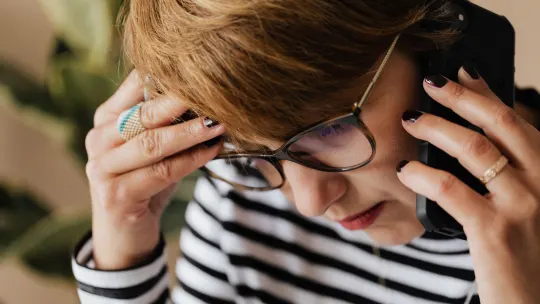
397, 67, 540, 303
85, 70, 225, 269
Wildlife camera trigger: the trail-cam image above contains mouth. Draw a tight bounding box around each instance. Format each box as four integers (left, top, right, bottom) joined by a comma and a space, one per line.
337, 201, 386, 230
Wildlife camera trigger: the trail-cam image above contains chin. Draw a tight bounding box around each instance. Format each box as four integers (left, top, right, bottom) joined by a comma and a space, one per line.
361, 199, 425, 245
365, 224, 424, 245
365, 214, 425, 246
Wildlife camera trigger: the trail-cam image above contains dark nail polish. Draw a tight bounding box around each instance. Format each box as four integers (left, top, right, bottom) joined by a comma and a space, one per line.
204, 117, 220, 128
204, 136, 221, 148
402, 110, 423, 123
396, 160, 409, 173
463, 63, 479, 80
424, 75, 448, 88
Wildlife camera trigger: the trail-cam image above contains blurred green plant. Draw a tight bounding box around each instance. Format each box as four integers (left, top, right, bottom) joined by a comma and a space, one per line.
1, 0, 125, 164
0, 183, 51, 253
0, 0, 195, 280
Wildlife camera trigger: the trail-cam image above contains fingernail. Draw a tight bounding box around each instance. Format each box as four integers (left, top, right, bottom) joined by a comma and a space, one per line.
424, 75, 448, 88
396, 160, 409, 173
402, 110, 423, 123
204, 136, 221, 148
203, 117, 220, 128
462, 63, 479, 80
143, 87, 150, 101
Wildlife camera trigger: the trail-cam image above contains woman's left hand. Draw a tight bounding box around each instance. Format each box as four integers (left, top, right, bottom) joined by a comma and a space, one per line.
397, 67, 540, 304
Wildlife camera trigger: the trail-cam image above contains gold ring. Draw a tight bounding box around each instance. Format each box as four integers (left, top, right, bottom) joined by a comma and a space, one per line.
479, 155, 509, 184
116, 102, 146, 141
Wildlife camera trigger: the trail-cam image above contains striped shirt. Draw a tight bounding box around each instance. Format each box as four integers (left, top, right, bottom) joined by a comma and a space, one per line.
72, 176, 480, 304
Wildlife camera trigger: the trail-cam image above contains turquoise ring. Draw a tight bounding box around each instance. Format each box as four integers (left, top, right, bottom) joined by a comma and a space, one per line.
116, 102, 146, 141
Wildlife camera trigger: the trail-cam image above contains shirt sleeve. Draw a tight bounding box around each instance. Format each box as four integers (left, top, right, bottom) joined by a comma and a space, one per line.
72, 176, 236, 304
71, 231, 170, 303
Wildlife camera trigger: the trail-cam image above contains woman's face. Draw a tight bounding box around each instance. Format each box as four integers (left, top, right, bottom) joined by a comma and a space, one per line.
269, 50, 425, 245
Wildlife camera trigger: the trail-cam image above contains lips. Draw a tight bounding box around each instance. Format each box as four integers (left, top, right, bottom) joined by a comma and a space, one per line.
338, 201, 385, 230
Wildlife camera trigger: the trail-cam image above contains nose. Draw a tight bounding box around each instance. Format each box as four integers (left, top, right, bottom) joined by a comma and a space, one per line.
282, 161, 348, 217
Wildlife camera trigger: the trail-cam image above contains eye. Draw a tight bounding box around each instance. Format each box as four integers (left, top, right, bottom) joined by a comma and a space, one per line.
320, 124, 346, 137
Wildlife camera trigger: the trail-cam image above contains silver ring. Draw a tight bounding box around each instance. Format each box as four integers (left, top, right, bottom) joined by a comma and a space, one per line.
116, 102, 146, 141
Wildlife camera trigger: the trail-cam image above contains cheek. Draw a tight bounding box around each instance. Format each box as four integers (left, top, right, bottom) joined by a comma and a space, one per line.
362, 85, 421, 166
346, 76, 420, 207
367, 109, 419, 167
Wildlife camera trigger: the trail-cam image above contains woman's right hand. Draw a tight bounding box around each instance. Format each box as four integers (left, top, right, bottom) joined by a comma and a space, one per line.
84, 70, 225, 270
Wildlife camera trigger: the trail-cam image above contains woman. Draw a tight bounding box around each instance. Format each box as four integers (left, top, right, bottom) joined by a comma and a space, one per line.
73, 0, 540, 303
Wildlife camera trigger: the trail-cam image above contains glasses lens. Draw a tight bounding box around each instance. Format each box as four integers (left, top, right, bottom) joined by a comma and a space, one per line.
288, 121, 373, 168
204, 157, 283, 189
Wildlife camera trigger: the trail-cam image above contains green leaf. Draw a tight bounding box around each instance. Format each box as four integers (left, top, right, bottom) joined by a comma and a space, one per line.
46, 56, 124, 162
161, 196, 189, 237
0, 184, 49, 252
0, 63, 52, 110
0, 183, 50, 253
0, 59, 121, 156
177, 172, 203, 203
48, 56, 121, 112
7, 215, 91, 279
37, 0, 114, 69
110, 0, 126, 21
0, 60, 102, 125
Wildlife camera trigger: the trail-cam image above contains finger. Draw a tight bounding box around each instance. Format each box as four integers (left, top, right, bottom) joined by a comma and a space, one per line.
401, 111, 525, 195
423, 74, 536, 169
98, 117, 225, 175
458, 64, 499, 101
396, 160, 493, 228
94, 70, 145, 127
138, 96, 189, 129
88, 98, 192, 160
113, 141, 222, 209
86, 121, 126, 160
457, 66, 540, 168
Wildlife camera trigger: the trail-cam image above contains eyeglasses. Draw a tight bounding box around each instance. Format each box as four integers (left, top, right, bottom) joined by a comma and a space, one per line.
201, 34, 401, 191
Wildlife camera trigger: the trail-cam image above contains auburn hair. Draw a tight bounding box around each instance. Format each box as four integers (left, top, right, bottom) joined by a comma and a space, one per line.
119, 0, 457, 148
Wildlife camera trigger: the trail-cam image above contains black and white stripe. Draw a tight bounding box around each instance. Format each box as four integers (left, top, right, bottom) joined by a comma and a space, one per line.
72, 175, 480, 304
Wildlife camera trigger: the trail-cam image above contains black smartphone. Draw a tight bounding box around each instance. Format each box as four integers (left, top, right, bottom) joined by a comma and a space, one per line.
416, 0, 515, 239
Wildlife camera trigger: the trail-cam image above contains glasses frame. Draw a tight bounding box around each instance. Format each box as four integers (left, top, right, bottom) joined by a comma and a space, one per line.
201, 34, 401, 191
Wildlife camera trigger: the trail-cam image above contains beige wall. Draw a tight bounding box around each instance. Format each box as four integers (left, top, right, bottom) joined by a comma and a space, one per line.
474, 0, 540, 88
0, 0, 53, 80
0, 0, 538, 304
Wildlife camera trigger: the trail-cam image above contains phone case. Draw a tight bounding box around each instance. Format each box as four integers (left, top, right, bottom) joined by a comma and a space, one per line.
416, 0, 515, 239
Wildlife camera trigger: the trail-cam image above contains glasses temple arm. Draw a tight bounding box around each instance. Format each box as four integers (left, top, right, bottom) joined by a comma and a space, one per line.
353, 33, 402, 114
